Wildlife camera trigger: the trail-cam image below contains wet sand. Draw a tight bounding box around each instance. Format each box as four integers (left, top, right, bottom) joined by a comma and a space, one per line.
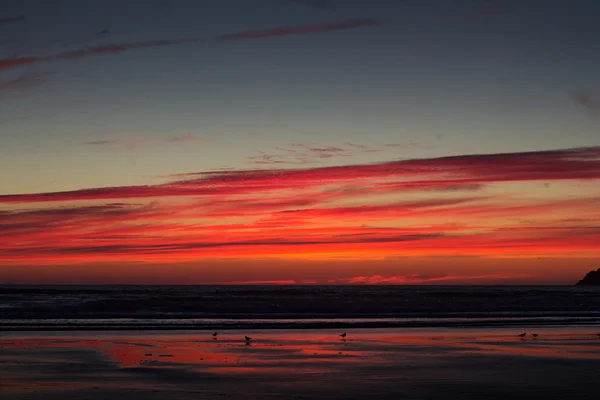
1, 327, 599, 399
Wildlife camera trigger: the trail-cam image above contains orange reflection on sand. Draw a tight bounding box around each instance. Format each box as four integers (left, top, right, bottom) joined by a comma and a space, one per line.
1, 329, 599, 399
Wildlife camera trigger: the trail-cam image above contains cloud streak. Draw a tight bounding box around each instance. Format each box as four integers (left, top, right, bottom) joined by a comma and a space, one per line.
215, 18, 382, 42
0, 38, 203, 71
342, 273, 534, 284
573, 91, 600, 115
3, 146, 599, 203
169, 133, 198, 143
248, 141, 424, 165
0, 18, 383, 72
1, 146, 600, 266
0, 72, 51, 99
83, 140, 119, 146
0, 15, 24, 25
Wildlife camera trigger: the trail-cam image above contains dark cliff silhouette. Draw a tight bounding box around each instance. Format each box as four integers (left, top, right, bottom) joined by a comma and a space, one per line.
576, 268, 600, 286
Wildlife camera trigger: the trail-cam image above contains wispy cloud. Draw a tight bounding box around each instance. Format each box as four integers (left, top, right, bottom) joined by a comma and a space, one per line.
3, 146, 600, 203
248, 141, 419, 165
450, 3, 508, 21
208, 279, 317, 285
0, 38, 204, 71
0, 71, 51, 96
83, 133, 199, 152
572, 91, 600, 115
124, 139, 154, 152
82, 137, 153, 152
0, 15, 24, 26
169, 133, 198, 143
1, 146, 599, 265
0, 18, 383, 72
215, 18, 383, 42
341, 273, 533, 284
83, 140, 119, 146
468, 4, 506, 19
1, 194, 599, 264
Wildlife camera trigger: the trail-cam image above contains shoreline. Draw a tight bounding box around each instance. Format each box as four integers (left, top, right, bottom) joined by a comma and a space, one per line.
2, 325, 599, 336
3, 319, 600, 331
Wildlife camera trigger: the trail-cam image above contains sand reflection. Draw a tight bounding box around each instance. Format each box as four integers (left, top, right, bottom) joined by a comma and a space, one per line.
1, 329, 599, 399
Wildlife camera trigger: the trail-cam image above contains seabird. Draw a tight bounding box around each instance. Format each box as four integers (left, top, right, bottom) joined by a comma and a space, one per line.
340, 333, 347, 338
245, 336, 252, 342
212, 332, 218, 339
518, 333, 526, 337
532, 333, 539, 338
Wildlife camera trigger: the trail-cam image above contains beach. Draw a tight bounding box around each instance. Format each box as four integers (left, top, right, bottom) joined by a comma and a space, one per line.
2, 327, 599, 400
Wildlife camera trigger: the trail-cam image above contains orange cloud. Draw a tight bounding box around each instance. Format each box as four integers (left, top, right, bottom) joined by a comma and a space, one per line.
1, 146, 599, 267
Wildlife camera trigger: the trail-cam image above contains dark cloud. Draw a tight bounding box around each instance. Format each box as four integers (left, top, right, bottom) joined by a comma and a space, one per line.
83, 140, 119, 145
0, 15, 24, 25
216, 18, 383, 42
248, 141, 406, 165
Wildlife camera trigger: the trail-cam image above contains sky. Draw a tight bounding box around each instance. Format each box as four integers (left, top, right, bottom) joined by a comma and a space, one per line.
0, 0, 599, 285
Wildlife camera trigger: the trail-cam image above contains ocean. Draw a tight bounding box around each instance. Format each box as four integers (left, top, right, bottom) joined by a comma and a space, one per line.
1, 285, 599, 331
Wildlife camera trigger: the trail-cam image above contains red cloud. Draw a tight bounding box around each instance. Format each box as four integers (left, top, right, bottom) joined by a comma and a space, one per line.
0, 38, 203, 71
1, 190, 600, 265
1, 146, 600, 265
1, 146, 598, 203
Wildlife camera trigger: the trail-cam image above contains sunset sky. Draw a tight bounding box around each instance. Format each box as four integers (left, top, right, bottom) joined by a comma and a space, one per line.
1, 0, 599, 285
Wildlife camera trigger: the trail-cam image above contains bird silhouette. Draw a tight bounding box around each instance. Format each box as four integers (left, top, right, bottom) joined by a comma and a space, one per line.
340, 333, 347, 338
245, 336, 252, 342
518, 333, 526, 337
212, 332, 218, 339
532, 333, 538, 338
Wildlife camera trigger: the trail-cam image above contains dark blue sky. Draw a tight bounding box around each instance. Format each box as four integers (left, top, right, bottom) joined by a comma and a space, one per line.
0, 0, 599, 191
